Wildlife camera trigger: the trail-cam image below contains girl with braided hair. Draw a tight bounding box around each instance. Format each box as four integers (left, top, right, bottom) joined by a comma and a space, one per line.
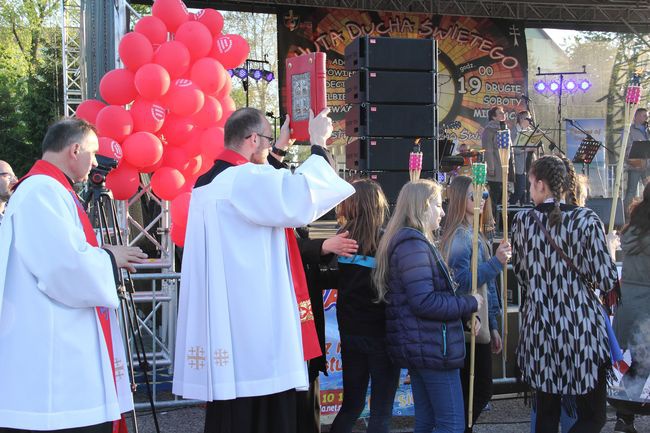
560, 155, 579, 207
511, 154, 620, 433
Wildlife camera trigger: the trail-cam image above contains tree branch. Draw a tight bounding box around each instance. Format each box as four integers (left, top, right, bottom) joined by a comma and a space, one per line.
11, 21, 27, 57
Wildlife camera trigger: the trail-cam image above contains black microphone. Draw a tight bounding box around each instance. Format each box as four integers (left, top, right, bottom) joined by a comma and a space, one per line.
564, 118, 575, 124
521, 94, 531, 101
525, 117, 535, 123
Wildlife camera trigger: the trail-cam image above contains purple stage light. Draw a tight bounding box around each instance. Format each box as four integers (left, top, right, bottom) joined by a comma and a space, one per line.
263, 71, 275, 82
227, 69, 234, 77
579, 79, 592, 92
564, 80, 577, 92
534, 81, 547, 93
234, 68, 248, 79
549, 81, 560, 93
250, 69, 264, 81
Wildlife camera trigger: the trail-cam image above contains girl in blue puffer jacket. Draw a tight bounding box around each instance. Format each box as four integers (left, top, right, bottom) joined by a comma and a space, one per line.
372, 179, 483, 433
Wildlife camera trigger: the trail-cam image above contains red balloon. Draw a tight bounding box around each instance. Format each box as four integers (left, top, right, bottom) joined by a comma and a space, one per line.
184, 155, 202, 178
190, 57, 227, 95
170, 192, 191, 226
134, 15, 168, 46
106, 163, 140, 200
163, 146, 190, 172
153, 41, 191, 79
181, 127, 203, 157
98, 137, 123, 161
134, 63, 170, 100
130, 98, 166, 133
210, 34, 250, 69
139, 157, 164, 174
215, 96, 236, 128
199, 126, 225, 161
96, 105, 133, 143
122, 131, 164, 168
195, 9, 224, 37
166, 79, 205, 116
151, 167, 185, 200
119, 32, 154, 72
198, 151, 214, 175
151, 0, 189, 33
214, 72, 232, 100
75, 99, 106, 125
192, 96, 222, 129
175, 21, 212, 61
220, 95, 236, 116
99, 69, 137, 106
160, 113, 194, 147
170, 222, 186, 247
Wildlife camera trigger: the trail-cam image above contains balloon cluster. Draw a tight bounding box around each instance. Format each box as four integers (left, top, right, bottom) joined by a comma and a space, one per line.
75, 0, 250, 246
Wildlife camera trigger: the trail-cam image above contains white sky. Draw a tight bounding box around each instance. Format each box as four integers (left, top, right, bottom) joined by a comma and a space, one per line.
543, 28, 581, 50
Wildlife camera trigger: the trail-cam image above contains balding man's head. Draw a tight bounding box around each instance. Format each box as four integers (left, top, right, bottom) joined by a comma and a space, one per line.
224, 108, 266, 150
0, 160, 17, 203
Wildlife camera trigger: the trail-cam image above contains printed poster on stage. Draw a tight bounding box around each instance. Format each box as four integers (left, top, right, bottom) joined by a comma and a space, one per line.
277, 8, 528, 150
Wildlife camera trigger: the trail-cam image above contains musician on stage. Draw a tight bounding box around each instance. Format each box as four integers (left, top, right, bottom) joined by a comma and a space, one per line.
511, 111, 537, 206
481, 106, 510, 220
624, 108, 650, 217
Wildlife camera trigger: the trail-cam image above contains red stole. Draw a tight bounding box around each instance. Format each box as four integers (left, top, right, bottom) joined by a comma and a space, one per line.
216, 149, 321, 360
17, 160, 127, 433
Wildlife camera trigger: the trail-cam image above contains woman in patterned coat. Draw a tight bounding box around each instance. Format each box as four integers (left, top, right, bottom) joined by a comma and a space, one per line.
511, 155, 620, 433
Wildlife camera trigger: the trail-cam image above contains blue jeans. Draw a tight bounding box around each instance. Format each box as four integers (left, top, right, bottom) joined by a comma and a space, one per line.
410, 368, 465, 433
330, 334, 401, 433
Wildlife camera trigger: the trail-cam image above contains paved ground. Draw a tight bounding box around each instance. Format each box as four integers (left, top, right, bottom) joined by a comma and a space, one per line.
129, 397, 650, 432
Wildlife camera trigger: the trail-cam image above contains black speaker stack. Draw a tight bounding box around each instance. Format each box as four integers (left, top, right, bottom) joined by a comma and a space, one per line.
344, 36, 439, 204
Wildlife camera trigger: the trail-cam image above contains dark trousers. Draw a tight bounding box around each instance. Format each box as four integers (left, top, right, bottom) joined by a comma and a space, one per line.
204, 389, 297, 433
534, 367, 607, 433
510, 173, 527, 205
329, 334, 401, 433
460, 342, 493, 433
0, 423, 112, 433
297, 375, 321, 433
487, 181, 503, 223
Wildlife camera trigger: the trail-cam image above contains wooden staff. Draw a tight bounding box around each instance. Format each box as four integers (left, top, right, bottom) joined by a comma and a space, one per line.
609, 71, 643, 234
468, 162, 487, 429
497, 127, 511, 362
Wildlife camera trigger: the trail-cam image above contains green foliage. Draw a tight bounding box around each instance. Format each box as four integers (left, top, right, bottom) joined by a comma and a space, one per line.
0, 0, 61, 175
222, 11, 279, 115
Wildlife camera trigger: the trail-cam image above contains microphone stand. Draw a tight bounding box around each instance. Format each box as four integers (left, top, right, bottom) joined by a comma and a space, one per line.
524, 119, 564, 156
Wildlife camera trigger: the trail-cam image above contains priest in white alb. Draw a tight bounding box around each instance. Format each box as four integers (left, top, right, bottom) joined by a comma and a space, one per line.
0, 118, 147, 433
173, 107, 354, 433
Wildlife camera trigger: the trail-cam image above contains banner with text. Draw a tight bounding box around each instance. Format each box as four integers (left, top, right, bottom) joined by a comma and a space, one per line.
277, 8, 528, 149
319, 289, 414, 422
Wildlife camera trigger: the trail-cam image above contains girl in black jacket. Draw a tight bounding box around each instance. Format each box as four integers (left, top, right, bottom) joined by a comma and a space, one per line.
330, 179, 400, 433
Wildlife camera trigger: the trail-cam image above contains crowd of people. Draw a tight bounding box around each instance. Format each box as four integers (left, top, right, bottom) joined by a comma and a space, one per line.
0, 104, 648, 433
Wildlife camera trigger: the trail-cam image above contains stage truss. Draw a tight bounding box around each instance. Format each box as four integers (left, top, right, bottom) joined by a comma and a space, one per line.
181, 0, 650, 32
62, 0, 182, 409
